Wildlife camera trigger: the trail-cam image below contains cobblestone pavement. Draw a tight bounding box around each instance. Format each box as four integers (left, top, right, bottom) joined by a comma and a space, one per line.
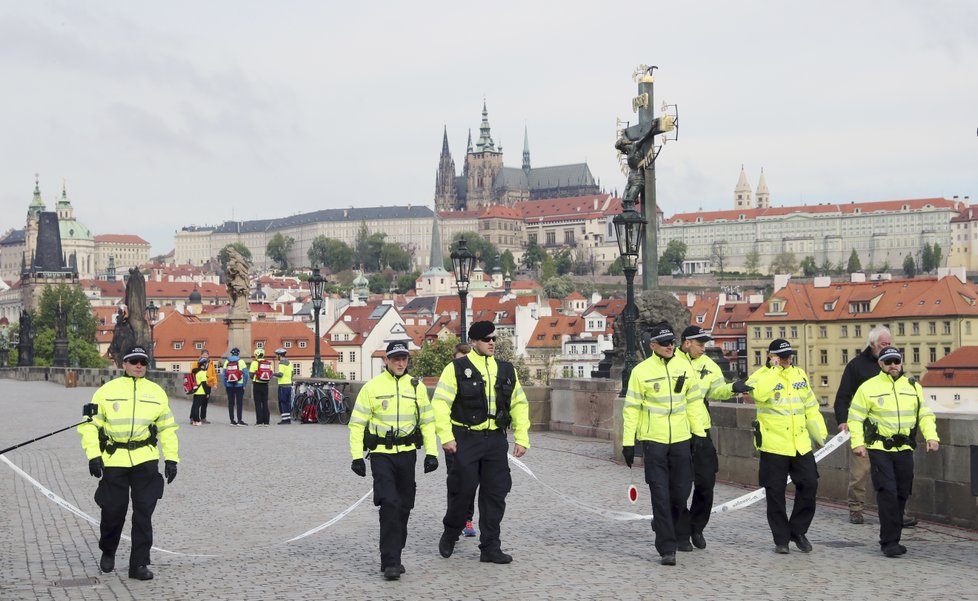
2, 379, 978, 601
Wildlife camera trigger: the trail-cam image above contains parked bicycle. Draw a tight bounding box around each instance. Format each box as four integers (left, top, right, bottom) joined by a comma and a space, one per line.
291, 381, 351, 425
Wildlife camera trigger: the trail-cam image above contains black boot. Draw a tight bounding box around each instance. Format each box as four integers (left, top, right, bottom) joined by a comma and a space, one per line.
128, 565, 154, 580
99, 553, 114, 573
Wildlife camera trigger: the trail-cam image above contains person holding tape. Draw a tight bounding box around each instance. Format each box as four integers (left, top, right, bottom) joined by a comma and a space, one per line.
847, 346, 939, 557
746, 338, 827, 554
622, 322, 709, 566
675, 325, 753, 550
78, 345, 180, 581
432, 320, 530, 565
348, 340, 439, 581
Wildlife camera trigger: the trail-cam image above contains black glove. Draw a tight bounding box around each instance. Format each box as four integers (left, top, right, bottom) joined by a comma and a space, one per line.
732, 379, 753, 394
424, 455, 439, 474
622, 446, 635, 468
692, 435, 709, 453
351, 458, 366, 477
164, 460, 178, 484
88, 457, 103, 478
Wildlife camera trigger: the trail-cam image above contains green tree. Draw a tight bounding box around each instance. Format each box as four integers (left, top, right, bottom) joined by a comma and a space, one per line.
921, 243, 934, 273
659, 240, 687, 275
500, 250, 517, 276
354, 222, 371, 270
521, 242, 546, 271
819, 258, 833, 275
380, 242, 412, 271
368, 270, 394, 294
33, 284, 107, 368
770, 252, 798, 275
933, 243, 943, 271
539, 254, 557, 283
322, 363, 345, 380
445, 232, 497, 271
396, 271, 420, 293
542, 274, 575, 299
846, 249, 862, 274
903, 254, 917, 278
800, 256, 817, 277
606, 256, 625, 276
494, 330, 532, 385
307, 236, 354, 273
554, 248, 573, 276
410, 335, 459, 378
265, 233, 294, 270
217, 242, 252, 270
744, 249, 761, 275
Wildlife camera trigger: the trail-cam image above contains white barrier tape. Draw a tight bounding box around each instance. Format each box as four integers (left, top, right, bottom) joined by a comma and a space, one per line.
509, 430, 852, 521
0, 454, 370, 557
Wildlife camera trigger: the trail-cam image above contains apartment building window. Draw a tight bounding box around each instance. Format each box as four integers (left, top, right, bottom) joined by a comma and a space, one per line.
564, 230, 575, 245
928, 322, 936, 335
790, 326, 798, 338
546, 231, 556, 246
569, 346, 576, 355
536, 369, 543, 380
778, 326, 786, 339
754, 350, 762, 366
765, 327, 773, 339
819, 349, 828, 365
929, 347, 937, 363
841, 349, 849, 364
820, 376, 829, 387
967, 321, 972, 335
284, 341, 293, 348
298, 341, 307, 348
943, 321, 951, 335
350, 351, 356, 363
945, 347, 951, 357
854, 325, 862, 338
840, 325, 848, 338
255, 341, 265, 349
819, 326, 827, 338
171, 364, 180, 372
754, 327, 761, 339
578, 365, 585, 378
293, 363, 301, 376
338, 352, 344, 362
912, 322, 919, 335
173, 342, 183, 350
349, 372, 357, 381
898, 322, 905, 336
912, 347, 920, 363
528, 233, 537, 245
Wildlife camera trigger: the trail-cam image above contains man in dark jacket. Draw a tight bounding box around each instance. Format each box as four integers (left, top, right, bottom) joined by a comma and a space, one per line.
834, 325, 914, 527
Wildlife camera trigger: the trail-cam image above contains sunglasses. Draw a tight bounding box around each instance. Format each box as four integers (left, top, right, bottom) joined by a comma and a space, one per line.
480, 336, 497, 343
126, 358, 149, 366
882, 358, 902, 366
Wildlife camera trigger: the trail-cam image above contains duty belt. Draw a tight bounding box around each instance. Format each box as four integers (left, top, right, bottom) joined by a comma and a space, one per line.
452, 424, 505, 437
105, 437, 156, 455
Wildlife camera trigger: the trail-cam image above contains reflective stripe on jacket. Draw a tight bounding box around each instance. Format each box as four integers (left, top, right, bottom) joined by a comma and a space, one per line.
849, 371, 938, 452
276, 359, 293, 386
348, 369, 437, 458
78, 375, 180, 467
431, 350, 531, 448
622, 353, 708, 445
676, 350, 738, 430
747, 364, 826, 456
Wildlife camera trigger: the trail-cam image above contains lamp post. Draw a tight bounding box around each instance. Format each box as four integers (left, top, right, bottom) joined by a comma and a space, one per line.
613, 196, 648, 396
450, 238, 477, 343
70, 323, 79, 368
146, 301, 159, 370
308, 270, 326, 378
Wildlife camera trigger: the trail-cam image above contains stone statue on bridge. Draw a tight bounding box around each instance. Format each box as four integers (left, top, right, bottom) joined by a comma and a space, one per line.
108, 269, 150, 368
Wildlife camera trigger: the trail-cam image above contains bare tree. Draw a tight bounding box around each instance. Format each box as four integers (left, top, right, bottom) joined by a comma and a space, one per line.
711, 240, 728, 281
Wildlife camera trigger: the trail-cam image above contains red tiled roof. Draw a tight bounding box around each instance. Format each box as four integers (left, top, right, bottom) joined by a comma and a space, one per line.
95, 234, 150, 244
665, 198, 958, 225
526, 315, 585, 349
921, 347, 978, 387
480, 205, 522, 219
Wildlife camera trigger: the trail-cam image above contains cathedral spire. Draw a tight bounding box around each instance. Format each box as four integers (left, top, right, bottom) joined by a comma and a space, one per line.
441, 125, 450, 156
434, 126, 458, 212
466, 129, 473, 153
475, 100, 496, 153
28, 173, 45, 218
522, 124, 531, 172
734, 165, 753, 210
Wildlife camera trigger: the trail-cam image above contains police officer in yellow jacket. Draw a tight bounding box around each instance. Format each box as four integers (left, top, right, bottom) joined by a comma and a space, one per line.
349, 340, 438, 580
432, 320, 530, 565
848, 346, 939, 557
622, 323, 709, 566
78, 345, 179, 581
676, 326, 752, 550
746, 339, 827, 554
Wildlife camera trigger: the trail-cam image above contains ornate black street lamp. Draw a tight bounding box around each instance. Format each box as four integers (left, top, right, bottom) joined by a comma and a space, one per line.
613, 197, 648, 396
70, 322, 79, 368
450, 238, 477, 343
308, 270, 326, 378
146, 301, 159, 370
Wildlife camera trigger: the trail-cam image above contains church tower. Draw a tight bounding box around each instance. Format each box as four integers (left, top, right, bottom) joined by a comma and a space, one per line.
434, 126, 459, 212
734, 166, 753, 210
522, 125, 531, 174
25, 175, 45, 268
464, 101, 504, 211
755, 168, 771, 209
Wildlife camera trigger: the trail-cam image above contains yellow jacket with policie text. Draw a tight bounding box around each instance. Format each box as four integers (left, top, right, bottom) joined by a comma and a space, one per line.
78, 375, 180, 467
623, 353, 709, 445
848, 371, 938, 452
675, 349, 739, 430
431, 350, 531, 449
349, 369, 437, 458
746, 364, 827, 456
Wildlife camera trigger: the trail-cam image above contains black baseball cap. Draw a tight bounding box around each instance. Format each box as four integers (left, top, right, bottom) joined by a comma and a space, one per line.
385, 341, 410, 357
768, 339, 794, 357
649, 323, 676, 345
681, 326, 712, 342
878, 346, 902, 363
123, 346, 149, 362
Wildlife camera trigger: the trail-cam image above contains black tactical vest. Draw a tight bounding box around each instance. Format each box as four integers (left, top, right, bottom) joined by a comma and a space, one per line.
450, 356, 516, 427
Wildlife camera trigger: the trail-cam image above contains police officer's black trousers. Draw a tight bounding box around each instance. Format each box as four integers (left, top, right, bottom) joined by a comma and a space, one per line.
869, 449, 914, 548
643, 440, 693, 556
444, 451, 475, 522
370, 450, 417, 569
687, 433, 719, 536
95, 461, 163, 568
253, 382, 270, 425
758, 451, 818, 545
444, 427, 511, 552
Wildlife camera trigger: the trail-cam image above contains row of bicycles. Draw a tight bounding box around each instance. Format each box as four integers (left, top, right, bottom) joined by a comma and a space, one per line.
290, 381, 352, 425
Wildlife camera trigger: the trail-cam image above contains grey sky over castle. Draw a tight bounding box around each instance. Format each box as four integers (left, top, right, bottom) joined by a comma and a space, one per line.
0, 1, 975, 255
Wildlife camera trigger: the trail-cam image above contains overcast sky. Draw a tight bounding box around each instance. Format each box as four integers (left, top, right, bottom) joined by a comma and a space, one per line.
1, 1, 976, 255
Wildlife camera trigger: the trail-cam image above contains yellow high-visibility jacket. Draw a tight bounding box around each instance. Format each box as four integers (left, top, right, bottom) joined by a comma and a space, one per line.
275, 359, 293, 386
675, 349, 739, 430
192, 368, 207, 395
431, 350, 531, 449
849, 371, 938, 452
349, 369, 437, 458
746, 364, 826, 456
623, 352, 709, 446
78, 375, 179, 467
